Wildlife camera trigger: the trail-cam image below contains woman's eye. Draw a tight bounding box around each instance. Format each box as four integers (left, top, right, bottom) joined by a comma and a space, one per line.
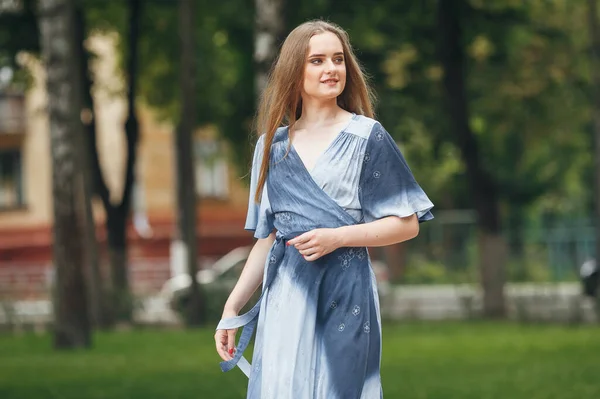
309, 57, 343, 65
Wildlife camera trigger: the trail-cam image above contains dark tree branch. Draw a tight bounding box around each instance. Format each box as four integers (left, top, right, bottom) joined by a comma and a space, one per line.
118, 0, 141, 216
75, 13, 111, 210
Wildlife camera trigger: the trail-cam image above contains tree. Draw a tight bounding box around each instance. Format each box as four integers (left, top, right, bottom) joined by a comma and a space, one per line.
175, 0, 204, 325
462, 2, 590, 262
38, 0, 91, 348
85, 0, 142, 324
437, 0, 506, 317
72, 4, 110, 329
130, 0, 255, 174
254, 0, 285, 95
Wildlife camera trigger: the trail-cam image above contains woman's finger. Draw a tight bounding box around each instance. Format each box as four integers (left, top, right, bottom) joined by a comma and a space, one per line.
295, 243, 314, 251
287, 232, 309, 246
304, 251, 322, 262
215, 330, 230, 361
227, 329, 237, 358
295, 239, 318, 251
299, 246, 318, 256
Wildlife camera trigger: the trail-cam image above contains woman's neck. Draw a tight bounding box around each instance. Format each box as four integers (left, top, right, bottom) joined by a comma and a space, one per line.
298, 98, 346, 129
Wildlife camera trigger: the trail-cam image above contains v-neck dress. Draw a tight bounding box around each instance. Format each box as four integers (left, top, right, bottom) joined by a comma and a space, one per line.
216, 114, 434, 399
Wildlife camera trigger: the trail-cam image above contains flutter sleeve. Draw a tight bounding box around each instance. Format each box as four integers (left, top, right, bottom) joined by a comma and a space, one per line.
358, 122, 434, 224
244, 135, 275, 238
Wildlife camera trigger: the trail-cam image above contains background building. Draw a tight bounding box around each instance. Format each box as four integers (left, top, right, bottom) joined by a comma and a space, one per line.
0, 34, 254, 300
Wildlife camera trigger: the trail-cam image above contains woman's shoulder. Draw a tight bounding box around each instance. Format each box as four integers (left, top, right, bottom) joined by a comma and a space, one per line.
273, 126, 288, 144
254, 126, 287, 146
345, 114, 382, 140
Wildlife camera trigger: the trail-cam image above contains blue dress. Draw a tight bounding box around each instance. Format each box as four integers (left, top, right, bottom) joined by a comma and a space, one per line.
217, 114, 434, 398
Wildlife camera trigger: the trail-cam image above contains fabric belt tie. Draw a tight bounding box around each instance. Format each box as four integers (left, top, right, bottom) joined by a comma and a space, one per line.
216, 232, 299, 377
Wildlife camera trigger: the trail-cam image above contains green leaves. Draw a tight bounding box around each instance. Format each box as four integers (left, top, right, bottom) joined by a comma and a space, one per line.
1, 0, 593, 218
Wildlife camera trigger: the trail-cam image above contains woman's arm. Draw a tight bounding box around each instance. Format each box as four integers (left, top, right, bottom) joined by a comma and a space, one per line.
222, 231, 276, 314
287, 214, 419, 262
216, 232, 275, 361
337, 214, 419, 247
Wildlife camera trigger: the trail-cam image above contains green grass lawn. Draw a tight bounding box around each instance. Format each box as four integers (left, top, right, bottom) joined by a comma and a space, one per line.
0, 321, 599, 399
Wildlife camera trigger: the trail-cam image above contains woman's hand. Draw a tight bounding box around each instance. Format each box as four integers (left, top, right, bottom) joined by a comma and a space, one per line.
215, 308, 238, 361
287, 228, 343, 261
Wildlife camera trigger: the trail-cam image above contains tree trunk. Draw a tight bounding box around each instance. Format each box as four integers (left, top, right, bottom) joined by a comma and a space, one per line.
107, 210, 131, 321
254, 0, 285, 95
506, 203, 528, 280
38, 0, 91, 348
84, 0, 141, 325
589, 0, 600, 297
383, 243, 407, 283
176, 0, 205, 326
479, 232, 508, 315
506, 205, 522, 257
437, 0, 506, 317
73, 5, 111, 329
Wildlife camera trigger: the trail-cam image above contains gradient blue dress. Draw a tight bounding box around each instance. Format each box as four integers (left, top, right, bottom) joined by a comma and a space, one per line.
216, 114, 434, 398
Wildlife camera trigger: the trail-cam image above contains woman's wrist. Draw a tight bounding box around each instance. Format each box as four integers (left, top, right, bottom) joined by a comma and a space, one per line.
333, 226, 348, 248
223, 301, 241, 316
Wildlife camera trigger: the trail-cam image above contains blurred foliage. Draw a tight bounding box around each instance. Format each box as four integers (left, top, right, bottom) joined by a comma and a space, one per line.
84, 0, 256, 174
0, 0, 38, 63
402, 241, 568, 285
404, 215, 590, 285
0, 0, 37, 88
0, 0, 596, 229
286, 0, 593, 225
81, 0, 597, 220
402, 255, 460, 285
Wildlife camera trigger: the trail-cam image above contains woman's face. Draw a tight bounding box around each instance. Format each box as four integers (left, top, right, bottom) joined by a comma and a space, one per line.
301, 31, 347, 102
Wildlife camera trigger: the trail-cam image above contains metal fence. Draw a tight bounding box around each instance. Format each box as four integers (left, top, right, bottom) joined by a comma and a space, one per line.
398, 210, 594, 285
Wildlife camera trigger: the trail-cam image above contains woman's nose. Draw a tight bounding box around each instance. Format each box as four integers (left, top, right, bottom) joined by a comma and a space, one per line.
324, 58, 336, 71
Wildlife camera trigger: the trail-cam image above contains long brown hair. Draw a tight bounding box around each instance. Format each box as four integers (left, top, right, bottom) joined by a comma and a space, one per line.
254, 20, 375, 203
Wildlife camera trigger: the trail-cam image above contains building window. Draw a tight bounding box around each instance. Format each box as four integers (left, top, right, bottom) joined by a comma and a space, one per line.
194, 139, 229, 199
0, 149, 24, 209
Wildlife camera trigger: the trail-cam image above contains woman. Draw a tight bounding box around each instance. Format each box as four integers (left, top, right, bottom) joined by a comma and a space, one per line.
214, 20, 434, 398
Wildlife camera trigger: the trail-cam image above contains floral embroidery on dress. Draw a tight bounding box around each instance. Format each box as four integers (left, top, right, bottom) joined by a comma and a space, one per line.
357, 248, 367, 260
375, 131, 384, 141
352, 306, 361, 316
341, 258, 350, 270
338, 249, 355, 271
338, 247, 366, 271
275, 212, 292, 223
363, 321, 371, 333
373, 171, 381, 179
338, 323, 345, 332
330, 301, 338, 309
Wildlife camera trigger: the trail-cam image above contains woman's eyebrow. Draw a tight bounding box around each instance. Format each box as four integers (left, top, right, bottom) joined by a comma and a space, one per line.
308, 52, 344, 57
